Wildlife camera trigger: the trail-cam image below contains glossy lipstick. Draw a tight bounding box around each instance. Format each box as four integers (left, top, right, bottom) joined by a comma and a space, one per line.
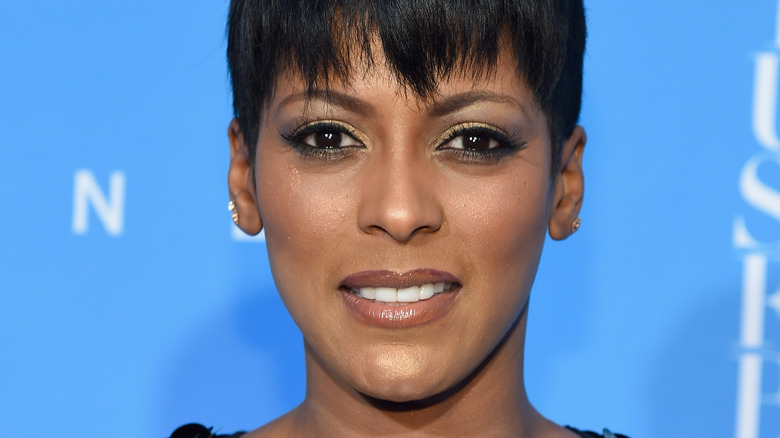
339, 269, 461, 328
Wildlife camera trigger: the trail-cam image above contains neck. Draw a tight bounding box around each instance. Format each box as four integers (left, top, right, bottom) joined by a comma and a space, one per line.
293, 309, 549, 438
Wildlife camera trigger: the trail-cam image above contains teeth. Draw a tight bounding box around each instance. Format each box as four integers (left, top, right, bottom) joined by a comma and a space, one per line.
360, 287, 375, 300
397, 286, 420, 302
419, 283, 434, 300
355, 282, 452, 303
374, 287, 397, 302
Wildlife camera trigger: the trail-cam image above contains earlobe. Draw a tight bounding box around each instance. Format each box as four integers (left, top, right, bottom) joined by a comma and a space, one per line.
548, 125, 586, 241
228, 119, 263, 235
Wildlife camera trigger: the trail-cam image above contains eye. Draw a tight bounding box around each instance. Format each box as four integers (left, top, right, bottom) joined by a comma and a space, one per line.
299, 127, 363, 149
442, 130, 501, 151
283, 121, 364, 149
280, 121, 366, 160
436, 123, 526, 163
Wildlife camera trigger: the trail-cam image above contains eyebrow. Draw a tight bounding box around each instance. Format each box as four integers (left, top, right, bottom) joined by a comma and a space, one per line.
277, 90, 373, 117
277, 89, 528, 118
427, 91, 529, 118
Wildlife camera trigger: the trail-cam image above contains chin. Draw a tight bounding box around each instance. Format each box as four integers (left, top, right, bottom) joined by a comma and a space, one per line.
352, 364, 460, 406
348, 346, 456, 403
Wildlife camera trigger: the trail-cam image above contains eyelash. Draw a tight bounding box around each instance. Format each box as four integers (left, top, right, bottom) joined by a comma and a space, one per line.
280, 121, 365, 160
437, 125, 526, 163
280, 121, 525, 163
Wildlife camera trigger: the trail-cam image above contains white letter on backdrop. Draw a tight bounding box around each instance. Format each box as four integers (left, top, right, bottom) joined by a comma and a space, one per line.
72, 170, 126, 236
734, 153, 780, 249
753, 53, 780, 151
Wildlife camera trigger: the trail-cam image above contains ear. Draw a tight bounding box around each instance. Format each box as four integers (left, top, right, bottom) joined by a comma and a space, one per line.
548, 125, 586, 240
228, 118, 263, 235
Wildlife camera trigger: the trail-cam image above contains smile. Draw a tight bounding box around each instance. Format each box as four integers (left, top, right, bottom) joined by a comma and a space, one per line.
349, 282, 455, 304
339, 269, 461, 328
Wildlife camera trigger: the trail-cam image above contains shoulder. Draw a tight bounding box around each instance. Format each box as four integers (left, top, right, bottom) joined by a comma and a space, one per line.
565, 426, 631, 438
169, 423, 245, 438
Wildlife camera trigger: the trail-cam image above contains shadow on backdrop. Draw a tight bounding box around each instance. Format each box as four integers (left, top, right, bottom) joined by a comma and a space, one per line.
648, 281, 780, 437
155, 285, 305, 434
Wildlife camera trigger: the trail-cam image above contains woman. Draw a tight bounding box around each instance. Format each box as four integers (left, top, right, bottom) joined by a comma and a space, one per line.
174, 0, 628, 436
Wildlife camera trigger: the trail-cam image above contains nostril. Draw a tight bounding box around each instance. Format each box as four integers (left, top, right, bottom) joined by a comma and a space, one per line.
356, 158, 444, 241
358, 201, 443, 242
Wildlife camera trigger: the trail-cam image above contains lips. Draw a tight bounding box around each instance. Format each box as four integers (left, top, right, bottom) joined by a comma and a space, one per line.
339, 269, 461, 328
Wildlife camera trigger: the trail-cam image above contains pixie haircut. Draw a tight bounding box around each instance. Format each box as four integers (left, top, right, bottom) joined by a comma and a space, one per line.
227, 0, 586, 172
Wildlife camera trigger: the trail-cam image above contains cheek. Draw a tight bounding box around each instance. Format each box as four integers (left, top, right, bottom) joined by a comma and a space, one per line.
444, 167, 552, 337
448, 169, 551, 271
259, 165, 341, 236
254, 154, 355, 318
257, 152, 352, 253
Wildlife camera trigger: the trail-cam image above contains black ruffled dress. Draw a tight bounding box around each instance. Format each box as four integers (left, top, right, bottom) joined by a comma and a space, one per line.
170, 423, 629, 437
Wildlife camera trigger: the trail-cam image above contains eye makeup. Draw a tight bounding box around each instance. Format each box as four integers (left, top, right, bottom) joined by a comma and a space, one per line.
279, 118, 526, 165
436, 122, 528, 164
279, 119, 366, 160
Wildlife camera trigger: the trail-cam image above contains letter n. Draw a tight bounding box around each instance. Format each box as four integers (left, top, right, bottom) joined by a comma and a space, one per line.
72, 170, 126, 236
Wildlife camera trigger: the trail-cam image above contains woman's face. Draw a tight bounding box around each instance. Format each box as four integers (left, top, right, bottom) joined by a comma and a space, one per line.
229, 50, 584, 403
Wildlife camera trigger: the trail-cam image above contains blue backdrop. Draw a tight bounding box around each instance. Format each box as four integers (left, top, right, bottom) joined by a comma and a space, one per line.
1, 1, 778, 437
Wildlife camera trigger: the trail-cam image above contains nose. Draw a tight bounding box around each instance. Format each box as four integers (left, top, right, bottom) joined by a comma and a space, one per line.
357, 151, 443, 242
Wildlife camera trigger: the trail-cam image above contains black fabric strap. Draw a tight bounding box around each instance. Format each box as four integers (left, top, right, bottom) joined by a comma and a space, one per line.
566, 426, 631, 438
170, 423, 245, 438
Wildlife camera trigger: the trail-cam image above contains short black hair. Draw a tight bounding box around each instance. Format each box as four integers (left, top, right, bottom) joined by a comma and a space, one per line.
227, 0, 586, 172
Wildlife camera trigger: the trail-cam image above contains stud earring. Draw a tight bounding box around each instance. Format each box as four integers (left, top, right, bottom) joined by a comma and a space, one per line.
571, 217, 582, 234
228, 200, 239, 225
